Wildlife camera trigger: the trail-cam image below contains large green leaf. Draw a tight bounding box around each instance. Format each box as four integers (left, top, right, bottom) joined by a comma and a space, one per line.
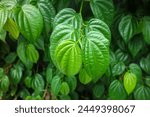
54, 8, 82, 29
141, 16, 150, 44
119, 15, 138, 43
123, 72, 137, 95
79, 68, 92, 85
55, 40, 82, 76
83, 31, 109, 80
134, 85, 150, 100
3, 18, 19, 39
50, 24, 80, 65
90, 0, 114, 26
85, 18, 111, 40
109, 80, 127, 100
140, 54, 150, 75
15, 4, 43, 42
37, 0, 55, 33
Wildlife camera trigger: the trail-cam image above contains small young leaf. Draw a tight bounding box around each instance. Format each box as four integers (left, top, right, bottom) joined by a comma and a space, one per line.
60, 82, 70, 95
51, 75, 61, 96
123, 72, 137, 95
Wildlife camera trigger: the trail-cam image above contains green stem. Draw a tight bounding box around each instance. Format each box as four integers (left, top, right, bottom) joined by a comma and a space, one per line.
79, 0, 84, 15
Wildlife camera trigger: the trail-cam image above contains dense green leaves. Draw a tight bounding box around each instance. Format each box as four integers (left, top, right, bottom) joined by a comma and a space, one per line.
90, 0, 114, 26
83, 31, 109, 80
55, 40, 82, 77
15, 4, 43, 42
119, 15, 138, 43
123, 72, 137, 95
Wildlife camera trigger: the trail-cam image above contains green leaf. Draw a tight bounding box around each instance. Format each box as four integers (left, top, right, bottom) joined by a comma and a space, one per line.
50, 24, 80, 65
0, 7, 8, 31
145, 76, 150, 87
60, 82, 70, 95
85, 18, 111, 40
51, 75, 61, 96
54, 8, 82, 29
15, 4, 43, 42
66, 76, 77, 92
26, 44, 39, 63
55, 40, 82, 76
0, 68, 4, 78
3, 18, 19, 39
37, 0, 55, 33
46, 66, 53, 84
129, 63, 142, 82
134, 85, 150, 100
140, 54, 150, 75
24, 76, 32, 88
90, 0, 114, 26
109, 80, 127, 100
17, 41, 33, 69
115, 49, 129, 63
141, 16, 150, 44
0, 75, 9, 92
5, 52, 17, 64
112, 62, 125, 77
93, 84, 105, 98
10, 65, 23, 85
123, 72, 137, 95
0, 29, 6, 42
128, 35, 144, 57
119, 15, 138, 43
31, 73, 45, 93
83, 31, 109, 80
79, 68, 92, 84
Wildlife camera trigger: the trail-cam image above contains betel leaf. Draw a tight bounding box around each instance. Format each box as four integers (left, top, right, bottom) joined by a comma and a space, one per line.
128, 35, 144, 58
115, 49, 129, 63
55, 40, 82, 76
141, 16, 150, 44
145, 76, 150, 87
54, 8, 82, 29
66, 76, 77, 92
90, 0, 114, 26
24, 76, 32, 88
51, 75, 61, 96
79, 68, 92, 85
37, 0, 55, 33
46, 66, 53, 84
60, 82, 70, 95
112, 62, 125, 77
123, 71, 137, 95
5, 52, 17, 64
17, 41, 33, 69
31, 73, 45, 93
134, 85, 150, 100
119, 15, 138, 43
0, 29, 6, 42
50, 24, 80, 65
0, 75, 9, 92
83, 31, 109, 80
92, 84, 105, 98
109, 80, 127, 100
10, 65, 23, 85
140, 54, 150, 75
14, 4, 43, 42
85, 18, 111, 40
3, 18, 19, 39
0, 6, 8, 31
26, 44, 39, 63
129, 63, 142, 82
